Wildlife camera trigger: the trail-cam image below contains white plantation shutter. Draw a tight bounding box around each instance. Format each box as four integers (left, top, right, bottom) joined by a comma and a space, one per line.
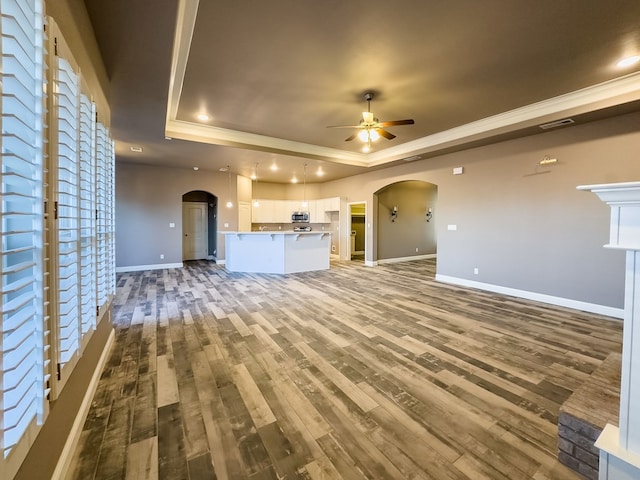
54, 54, 81, 373
0, 0, 45, 465
96, 122, 114, 309
79, 94, 96, 337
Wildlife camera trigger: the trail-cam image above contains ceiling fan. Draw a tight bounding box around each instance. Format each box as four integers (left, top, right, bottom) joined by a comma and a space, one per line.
327, 92, 414, 151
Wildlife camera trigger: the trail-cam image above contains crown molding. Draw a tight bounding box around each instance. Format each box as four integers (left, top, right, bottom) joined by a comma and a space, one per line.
165, 119, 370, 166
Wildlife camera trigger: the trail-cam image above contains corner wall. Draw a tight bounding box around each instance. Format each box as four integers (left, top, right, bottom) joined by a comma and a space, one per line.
116, 163, 238, 268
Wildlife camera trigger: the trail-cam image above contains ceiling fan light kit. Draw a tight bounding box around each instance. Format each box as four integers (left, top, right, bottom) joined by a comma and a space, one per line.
327, 92, 415, 152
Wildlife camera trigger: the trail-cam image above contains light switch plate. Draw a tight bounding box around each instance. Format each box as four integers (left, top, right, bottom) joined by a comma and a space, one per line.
447, 224, 457, 231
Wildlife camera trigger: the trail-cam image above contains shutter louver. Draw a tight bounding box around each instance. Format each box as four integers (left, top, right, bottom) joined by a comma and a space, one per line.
1, 0, 45, 459
54, 54, 80, 367
79, 95, 96, 336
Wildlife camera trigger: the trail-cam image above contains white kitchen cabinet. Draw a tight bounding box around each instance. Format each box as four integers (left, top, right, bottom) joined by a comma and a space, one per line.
308, 200, 321, 223
325, 196, 340, 212
251, 197, 340, 224
274, 200, 290, 223
252, 199, 273, 223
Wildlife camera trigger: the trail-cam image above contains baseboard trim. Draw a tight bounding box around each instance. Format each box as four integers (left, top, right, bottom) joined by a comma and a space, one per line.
115, 262, 183, 273
435, 274, 624, 319
53, 328, 115, 480
377, 253, 437, 265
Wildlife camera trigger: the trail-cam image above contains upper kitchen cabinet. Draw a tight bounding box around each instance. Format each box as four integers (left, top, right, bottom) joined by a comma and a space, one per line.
252, 197, 341, 224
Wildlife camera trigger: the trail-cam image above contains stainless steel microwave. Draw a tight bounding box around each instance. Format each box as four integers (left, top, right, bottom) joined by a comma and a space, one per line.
291, 211, 310, 223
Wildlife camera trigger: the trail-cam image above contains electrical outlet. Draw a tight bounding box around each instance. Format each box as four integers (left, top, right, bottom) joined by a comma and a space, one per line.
160, 254, 164, 260
474, 267, 479, 275
415, 247, 419, 252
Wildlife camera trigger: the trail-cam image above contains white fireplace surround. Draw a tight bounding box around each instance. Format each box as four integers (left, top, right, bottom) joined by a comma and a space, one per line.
577, 181, 640, 479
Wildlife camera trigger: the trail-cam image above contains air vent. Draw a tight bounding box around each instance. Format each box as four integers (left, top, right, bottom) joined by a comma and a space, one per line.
130, 146, 143, 153
539, 118, 575, 130
403, 155, 422, 162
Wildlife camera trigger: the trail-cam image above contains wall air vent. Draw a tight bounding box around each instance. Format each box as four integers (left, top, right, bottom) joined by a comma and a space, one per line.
539, 118, 575, 130
402, 155, 422, 162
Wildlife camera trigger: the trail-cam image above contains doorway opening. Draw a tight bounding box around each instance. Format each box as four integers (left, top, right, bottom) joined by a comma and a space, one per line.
348, 202, 366, 262
182, 191, 218, 261
373, 180, 438, 267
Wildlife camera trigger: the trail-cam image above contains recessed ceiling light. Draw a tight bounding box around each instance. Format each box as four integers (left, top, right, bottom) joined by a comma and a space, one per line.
250, 173, 257, 180
219, 166, 229, 172
291, 177, 298, 184
316, 167, 324, 177
193, 166, 199, 171
617, 55, 640, 68
270, 163, 278, 171
197, 113, 210, 121
130, 146, 143, 153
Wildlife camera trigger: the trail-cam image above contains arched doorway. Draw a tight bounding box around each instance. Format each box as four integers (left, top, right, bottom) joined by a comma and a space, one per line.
374, 180, 438, 264
182, 191, 218, 261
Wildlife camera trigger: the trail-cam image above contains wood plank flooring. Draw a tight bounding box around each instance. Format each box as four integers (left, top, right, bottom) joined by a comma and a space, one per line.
67, 259, 622, 479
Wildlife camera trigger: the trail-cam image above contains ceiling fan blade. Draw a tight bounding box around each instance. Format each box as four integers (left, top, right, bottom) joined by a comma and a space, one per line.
376, 128, 396, 140
344, 132, 358, 141
377, 119, 415, 127
327, 124, 362, 129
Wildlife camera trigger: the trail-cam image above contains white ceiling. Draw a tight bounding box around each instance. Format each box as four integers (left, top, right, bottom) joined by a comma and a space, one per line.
83, 0, 640, 183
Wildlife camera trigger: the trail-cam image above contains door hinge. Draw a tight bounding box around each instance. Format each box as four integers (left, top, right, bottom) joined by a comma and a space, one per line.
54, 201, 58, 220
54, 37, 58, 56
96, 208, 99, 221
96, 305, 100, 317
44, 200, 48, 216
56, 363, 61, 380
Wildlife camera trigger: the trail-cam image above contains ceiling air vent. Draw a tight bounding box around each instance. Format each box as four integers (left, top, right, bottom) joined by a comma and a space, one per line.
539, 118, 575, 130
403, 155, 422, 162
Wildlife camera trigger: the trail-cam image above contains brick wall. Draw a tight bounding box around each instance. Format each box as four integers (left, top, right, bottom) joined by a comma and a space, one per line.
557, 352, 620, 479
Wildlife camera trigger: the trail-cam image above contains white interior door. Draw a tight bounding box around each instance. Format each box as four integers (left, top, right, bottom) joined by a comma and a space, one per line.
183, 202, 208, 260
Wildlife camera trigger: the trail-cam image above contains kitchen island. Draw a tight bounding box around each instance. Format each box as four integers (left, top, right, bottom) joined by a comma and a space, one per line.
224, 231, 331, 274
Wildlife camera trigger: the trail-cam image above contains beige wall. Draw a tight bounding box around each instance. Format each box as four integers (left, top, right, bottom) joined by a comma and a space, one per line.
117, 163, 241, 265
315, 111, 640, 309
376, 181, 437, 260
116, 110, 640, 310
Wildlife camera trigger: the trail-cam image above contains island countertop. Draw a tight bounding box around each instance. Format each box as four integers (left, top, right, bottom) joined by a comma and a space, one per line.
223, 231, 331, 274
225, 230, 331, 235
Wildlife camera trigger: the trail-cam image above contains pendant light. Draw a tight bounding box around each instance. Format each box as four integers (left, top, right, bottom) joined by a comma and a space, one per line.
301, 163, 308, 209
252, 163, 260, 207
225, 165, 233, 208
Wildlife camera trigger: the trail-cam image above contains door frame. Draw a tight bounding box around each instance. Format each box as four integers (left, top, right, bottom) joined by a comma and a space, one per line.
347, 201, 367, 261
